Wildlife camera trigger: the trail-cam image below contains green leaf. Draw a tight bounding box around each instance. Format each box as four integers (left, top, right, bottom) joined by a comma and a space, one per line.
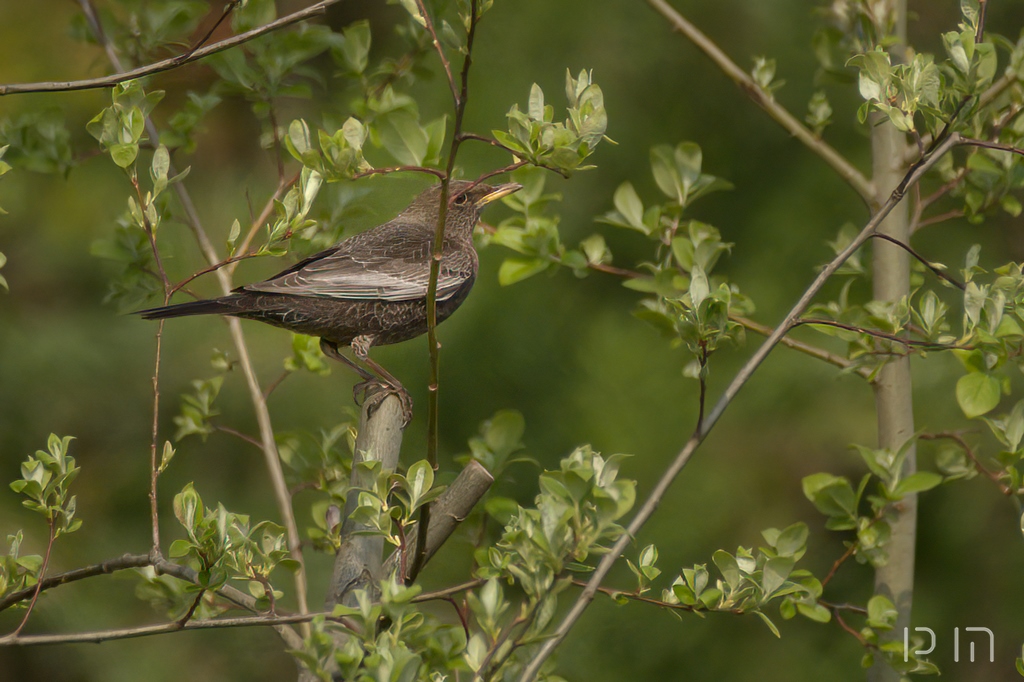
893, 471, 942, 496
378, 110, 428, 166
168, 539, 192, 558
650, 144, 683, 203
712, 550, 740, 590
762, 556, 794, 597
110, 142, 139, 168
754, 610, 781, 638
797, 602, 832, 623
801, 473, 857, 527
336, 20, 371, 74
498, 257, 548, 286
612, 182, 646, 233
773, 522, 808, 557
956, 371, 1001, 418
866, 594, 897, 630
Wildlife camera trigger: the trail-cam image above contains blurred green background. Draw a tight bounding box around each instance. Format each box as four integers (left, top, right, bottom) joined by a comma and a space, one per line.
2, 1, 1024, 680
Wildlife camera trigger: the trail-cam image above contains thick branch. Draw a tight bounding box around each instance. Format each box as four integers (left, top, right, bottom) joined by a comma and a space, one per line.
643, 0, 875, 203
0, 0, 344, 96
326, 392, 405, 608
382, 460, 493, 576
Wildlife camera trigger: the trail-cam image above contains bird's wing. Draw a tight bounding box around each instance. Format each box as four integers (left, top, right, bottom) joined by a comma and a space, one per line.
242, 228, 474, 302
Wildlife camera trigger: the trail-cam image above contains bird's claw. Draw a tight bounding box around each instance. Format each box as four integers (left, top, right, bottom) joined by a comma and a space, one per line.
353, 380, 413, 426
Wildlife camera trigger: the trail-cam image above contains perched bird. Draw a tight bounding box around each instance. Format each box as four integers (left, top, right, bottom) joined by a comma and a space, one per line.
139, 179, 521, 419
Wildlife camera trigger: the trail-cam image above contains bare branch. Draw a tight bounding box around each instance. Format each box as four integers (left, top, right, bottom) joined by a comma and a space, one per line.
0, 612, 336, 648
0, 553, 152, 613
731, 315, 871, 379
0, 0, 345, 96
868, 233, 965, 290
383, 460, 493, 577
643, 0, 875, 203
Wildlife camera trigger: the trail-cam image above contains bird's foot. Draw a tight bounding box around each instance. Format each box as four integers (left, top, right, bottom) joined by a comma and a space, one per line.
353, 379, 413, 426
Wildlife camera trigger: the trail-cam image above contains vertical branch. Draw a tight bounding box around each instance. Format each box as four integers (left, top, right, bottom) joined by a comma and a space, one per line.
132, 175, 172, 559
414, 0, 480, 583
868, 3, 916, 680
149, 321, 165, 557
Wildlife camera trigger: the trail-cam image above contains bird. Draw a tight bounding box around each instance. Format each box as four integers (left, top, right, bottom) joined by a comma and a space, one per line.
139, 179, 522, 421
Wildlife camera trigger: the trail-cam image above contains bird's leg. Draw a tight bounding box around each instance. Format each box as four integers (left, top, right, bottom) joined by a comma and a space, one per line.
319, 338, 413, 424
350, 335, 414, 425
320, 338, 386, 408
320, 338, 376, 383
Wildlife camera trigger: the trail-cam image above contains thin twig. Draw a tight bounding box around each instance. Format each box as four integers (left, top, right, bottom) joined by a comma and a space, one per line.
4, 521, 56, 638
352, 165, 447, 181
132, 167, 174, 560
919, 431, 1010, 493
914, 209, 964, 231
868, 233, 965, 290
215, 424, 265, 449
411, 579, 486, 602
517, 132, 963, 682
797, 318, 962, 351
414, 0, 458, 105
177, 589, 206, 628
821, 542, 857, 588
0, 0, 344, 96
186, 1, 242, 61
731, 315, 870, 378
0, 611, 342, 647
832, 607, 870, 647
976, 0, 988, 43
959, 136, 1024, 157
230, 172, 299, 272
642, 0, 875, 203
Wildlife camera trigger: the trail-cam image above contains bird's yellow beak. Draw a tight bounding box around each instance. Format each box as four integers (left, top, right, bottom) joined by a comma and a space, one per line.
477, 182, 522, 206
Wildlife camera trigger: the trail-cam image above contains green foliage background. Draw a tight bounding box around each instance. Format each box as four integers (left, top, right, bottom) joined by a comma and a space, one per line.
1, 0, 1024, 679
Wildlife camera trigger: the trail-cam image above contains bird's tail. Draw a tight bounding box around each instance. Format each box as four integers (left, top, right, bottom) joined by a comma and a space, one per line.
137, 297, 238, 320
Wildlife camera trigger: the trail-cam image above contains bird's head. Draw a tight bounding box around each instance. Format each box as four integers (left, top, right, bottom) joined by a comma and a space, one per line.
407, 180, 522, 234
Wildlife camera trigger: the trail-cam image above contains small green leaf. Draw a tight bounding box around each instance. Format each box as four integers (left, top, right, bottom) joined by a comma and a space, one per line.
612, 182, 646, 232
498, 257, 548, 286
797, 602, 832, 623
893, 471, 942, 496
754, 610, 781, 638
762, 556, 794, 597
956, 372, 1001, 418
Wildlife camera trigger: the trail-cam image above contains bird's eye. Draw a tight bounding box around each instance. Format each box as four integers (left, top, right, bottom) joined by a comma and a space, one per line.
453, 193, 470, 205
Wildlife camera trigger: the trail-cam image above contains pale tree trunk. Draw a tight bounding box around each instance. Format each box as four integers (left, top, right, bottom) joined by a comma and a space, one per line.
869, 3, 916, 680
